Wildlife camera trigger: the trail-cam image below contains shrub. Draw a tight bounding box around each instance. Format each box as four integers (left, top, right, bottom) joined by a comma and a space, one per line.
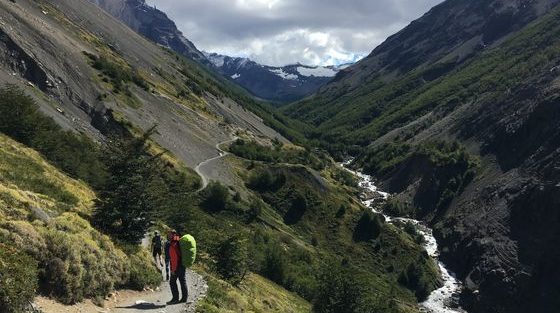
313, 262, 365, 313
398, 259, 437, 300
261, 243, 287, 285
39, 213, 129, 304
353, 211, 384, 242
127, 248, 162, 290
202, 181, 231, 212
0, 242, 38, 313
246, 168, 286, 191
383, 198, 416, 218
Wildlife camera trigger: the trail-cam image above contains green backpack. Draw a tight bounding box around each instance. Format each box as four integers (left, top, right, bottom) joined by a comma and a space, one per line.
179, 234, 197, 268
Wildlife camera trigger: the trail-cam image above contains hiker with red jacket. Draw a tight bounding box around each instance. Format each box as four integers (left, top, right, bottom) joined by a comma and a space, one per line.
167, 230, 188, 304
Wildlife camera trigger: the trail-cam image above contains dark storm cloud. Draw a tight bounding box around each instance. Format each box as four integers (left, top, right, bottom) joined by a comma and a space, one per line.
146, 0, 443, 66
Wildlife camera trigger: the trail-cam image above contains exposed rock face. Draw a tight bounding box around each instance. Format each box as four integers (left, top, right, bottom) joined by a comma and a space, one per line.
205, 52, 345, 103
88, 0, 208, 64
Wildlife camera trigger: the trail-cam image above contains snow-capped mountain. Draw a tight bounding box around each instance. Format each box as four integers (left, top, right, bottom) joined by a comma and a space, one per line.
204, 52, 350, 103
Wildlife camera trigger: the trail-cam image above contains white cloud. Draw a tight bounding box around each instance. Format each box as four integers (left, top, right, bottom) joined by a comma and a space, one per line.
146, 0, 444, 66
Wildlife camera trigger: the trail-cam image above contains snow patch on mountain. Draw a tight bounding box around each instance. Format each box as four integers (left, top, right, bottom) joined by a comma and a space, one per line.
205, 53, 226, 67
271, 68, 298, 80
297, 66, 337, 77
231, 73, 241, 79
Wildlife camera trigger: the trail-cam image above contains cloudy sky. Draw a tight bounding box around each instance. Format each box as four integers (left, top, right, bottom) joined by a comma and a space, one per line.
145, 0, 443, 66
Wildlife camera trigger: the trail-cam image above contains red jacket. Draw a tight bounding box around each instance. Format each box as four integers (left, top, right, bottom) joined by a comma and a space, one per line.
169, 234, 182, 272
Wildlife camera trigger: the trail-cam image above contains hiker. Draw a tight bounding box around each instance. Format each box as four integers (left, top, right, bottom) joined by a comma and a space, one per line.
167, 230, 188, 304
164, 232, 171, 281
151, 231, 163, 268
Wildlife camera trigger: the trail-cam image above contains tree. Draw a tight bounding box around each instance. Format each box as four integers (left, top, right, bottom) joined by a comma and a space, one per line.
93, 128, 166, 243
215, 233, 249, 285
313, 262, 365, 313
353, 211, 385, 242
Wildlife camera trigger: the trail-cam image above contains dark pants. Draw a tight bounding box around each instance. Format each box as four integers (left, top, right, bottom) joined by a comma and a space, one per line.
165, 260, 170, 280
170, 265, 188, 301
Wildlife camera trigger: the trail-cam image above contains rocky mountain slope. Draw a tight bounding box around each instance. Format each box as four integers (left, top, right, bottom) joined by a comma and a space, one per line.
205, 52, 347, 103
86, 0, 342, 103
0, 1, 444, 313
0, 0, 285, 171
87, 0, 208, 64
283, 1, 560, 312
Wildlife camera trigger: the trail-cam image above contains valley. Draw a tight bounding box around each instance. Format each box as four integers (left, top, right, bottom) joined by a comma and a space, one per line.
0, 0, 559, 313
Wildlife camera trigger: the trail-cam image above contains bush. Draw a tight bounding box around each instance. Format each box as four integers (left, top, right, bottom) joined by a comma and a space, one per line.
261, 243, 288, 285
353, 211, 384, 242
215, 234, 249, 285
202, 181, 231, 212
39, 213, 130, 303
84, 53, 148, 92
383, 198, 416, 218
313, 263, 365, 313
0, 243, 38, 313
246, 168, 286, 191
398, 259, 437, 300
127, 248, 163, 290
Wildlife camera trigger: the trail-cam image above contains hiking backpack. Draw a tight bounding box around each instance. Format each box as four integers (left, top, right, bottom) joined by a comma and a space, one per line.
179, 234, 197, 268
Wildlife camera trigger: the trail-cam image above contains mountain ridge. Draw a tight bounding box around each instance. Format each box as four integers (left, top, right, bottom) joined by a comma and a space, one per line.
204, 52, 349, 103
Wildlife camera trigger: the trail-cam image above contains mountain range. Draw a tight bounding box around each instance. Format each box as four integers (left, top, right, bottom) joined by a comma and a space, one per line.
204, 52, 349, 103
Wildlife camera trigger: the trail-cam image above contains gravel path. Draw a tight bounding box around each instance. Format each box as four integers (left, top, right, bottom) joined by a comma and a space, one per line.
194, 136, 238, 191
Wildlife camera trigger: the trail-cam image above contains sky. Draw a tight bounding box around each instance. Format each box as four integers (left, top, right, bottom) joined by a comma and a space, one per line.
145, 0, 444, 67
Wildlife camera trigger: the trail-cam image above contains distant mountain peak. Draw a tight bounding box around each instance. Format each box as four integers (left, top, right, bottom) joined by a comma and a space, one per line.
203, 52, 350, 102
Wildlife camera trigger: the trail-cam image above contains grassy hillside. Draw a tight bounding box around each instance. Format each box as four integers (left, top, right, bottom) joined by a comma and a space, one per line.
282, 6, 560, 157
0, 133, 161, 311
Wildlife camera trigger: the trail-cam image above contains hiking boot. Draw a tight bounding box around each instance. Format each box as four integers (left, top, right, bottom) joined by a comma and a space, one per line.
166, 299, 179, 305
179, 297, 187, 303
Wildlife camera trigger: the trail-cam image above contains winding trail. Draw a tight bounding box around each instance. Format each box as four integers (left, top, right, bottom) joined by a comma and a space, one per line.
194, 136, 238, 192
342, 162, 466, 313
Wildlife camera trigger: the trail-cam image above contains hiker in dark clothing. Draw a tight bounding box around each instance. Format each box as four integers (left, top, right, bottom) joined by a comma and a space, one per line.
167, 231, 188, 305
164, 233, 171, 281
151, 231, 163, 268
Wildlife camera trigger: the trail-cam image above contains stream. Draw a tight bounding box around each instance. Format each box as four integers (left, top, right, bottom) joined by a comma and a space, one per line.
342, 163, 466, 313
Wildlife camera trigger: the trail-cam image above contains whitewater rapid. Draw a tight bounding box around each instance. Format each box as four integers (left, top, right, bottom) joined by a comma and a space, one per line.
342, 163, 466, 313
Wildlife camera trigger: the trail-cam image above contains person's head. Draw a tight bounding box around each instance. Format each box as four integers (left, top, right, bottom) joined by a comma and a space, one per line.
168, 230, 178, 241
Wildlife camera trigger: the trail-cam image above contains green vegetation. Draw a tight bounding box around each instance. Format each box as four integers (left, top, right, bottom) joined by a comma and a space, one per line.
201, 181, 232, 212
215, 233, 249, 286
240, 163, 440, 308
93, 128, 167, 244
127, 247, 164, 290
353, 210, 384, 242
282, 7, 560, 160
197, 273, 311, 313
0, 134, 162, 304
0, 85, 107, 187
0, 242, 38, 313
355, 141, 479, 217
84, 52, 148, 93
229, 139, 326, 170
383, 198, 416, 218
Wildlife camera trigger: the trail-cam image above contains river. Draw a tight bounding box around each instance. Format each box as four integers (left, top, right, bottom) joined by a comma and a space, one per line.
342, 163, 466, 313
